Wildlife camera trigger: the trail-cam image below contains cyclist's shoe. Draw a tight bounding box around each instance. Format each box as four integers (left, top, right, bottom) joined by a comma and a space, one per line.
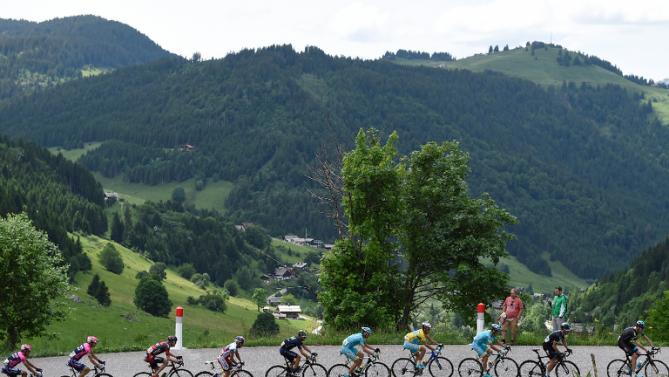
637, 374, 644, 377
483, 374, 492, 377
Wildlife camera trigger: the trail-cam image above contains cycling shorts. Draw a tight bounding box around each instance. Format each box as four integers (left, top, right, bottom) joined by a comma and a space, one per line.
280, 348, 298, 362
217, 356, 233, 371
67, 358, 86, 372
403, 342, 421, 354
542, 343, 561, 360
472, 343, 488, 357
618, 342, 638, 357
340, 346, 358, 361
1, 366, 22, 377
145, 354, 164, 369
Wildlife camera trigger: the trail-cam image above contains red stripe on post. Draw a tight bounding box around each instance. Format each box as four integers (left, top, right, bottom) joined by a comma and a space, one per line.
176, 306, 184, 317
477, 303, 485, 313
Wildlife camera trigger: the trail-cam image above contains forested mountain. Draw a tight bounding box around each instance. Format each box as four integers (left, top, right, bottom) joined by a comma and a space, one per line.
570, 237, 669, 328
0, 15, 174, 101
1, 45, 668, 278
0, 136, 107, 276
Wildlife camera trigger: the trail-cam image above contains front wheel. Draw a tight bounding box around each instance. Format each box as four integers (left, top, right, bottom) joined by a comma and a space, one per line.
366, 362, 391, 377
133, 373, 152, 377
392, 358, 416, 377
646, 360, 669, 377
518, 361, 543, 377
607, 360, 629, 377
493, 358, 518, 377
458, 358, 483, 377
170, 368, 194, 377
556, 361, 580, 377
428, 357, 454, 377
329, 364, 351, 377
303, 363, 328, 377
233, 371, 254, 377
266, 366, 289, 377
194, 373, 214, 377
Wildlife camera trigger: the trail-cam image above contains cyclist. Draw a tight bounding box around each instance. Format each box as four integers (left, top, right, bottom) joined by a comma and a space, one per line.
280, 330, 314, 374
542, 323, 572, 377
2, 344, 42, 377
618, 320, 654, 376
341, 327, 379, 377
403, 322, 438, 371
470, 324, 505, 377
145, 336, 181, 377
67, 336, 105, 377
217, 336, 245, 377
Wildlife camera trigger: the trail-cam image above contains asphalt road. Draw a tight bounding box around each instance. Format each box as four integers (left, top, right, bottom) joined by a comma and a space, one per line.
31, 346, 669, 377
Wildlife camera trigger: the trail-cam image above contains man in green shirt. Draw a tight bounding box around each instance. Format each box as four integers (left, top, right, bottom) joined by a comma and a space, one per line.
551, 287, 568, 331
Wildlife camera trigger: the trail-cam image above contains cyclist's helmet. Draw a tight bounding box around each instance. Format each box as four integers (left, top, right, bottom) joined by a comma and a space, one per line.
361, 326, 372, 335
235, 336, 245, 344
167, 335, 178, 343
491, 323, 502, 333
20, 344, 32, 352
636, 320, 646, 329
87, 336, 98, 344
560, 323, 572, 331
422, 322, 432, 330
297, 330, 307, 339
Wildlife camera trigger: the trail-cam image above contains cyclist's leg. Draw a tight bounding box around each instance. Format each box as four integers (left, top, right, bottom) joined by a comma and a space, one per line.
68, 358, 89, 377
416, 345, 427, 367
218, 355, 231, 377
630, 348, 641, 374
153, 357, 167, 377
78, 366, 91, 377
350, 350, 364, 375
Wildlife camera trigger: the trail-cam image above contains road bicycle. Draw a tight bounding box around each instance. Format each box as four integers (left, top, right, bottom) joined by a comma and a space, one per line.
60, 363, 113, 377
607, 347, 669, 377
265, 353, 327, 377
328, 350, 391, 377
133, 357, 193, 377
194, 361, 253, 377
391, 344, 454, 377
518, 348, 579, 377
458, 345, 518, 377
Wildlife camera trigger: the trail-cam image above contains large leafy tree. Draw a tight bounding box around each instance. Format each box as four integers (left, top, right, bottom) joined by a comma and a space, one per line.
320, 130, 515, 330
0, 213, 69, 348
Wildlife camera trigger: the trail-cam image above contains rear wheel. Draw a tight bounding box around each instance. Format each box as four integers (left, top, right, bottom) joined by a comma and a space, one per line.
133, 373, 152, 377
555, 361, 580, 377
457, 359, 483, 377
366, 362, 391, 377
392, 358, 416, 377
328, 364, 351, 377
170, 369, 194, 377
233, 371, 254, 377
607, 360, 629, 377
266, 366, 289, 377
428, 357, 454, 377
303, 363, 328, 377
493, 358, 518, 377
646, 360, 669, 377
518, 361, 543, 377
194, 373, 214, 377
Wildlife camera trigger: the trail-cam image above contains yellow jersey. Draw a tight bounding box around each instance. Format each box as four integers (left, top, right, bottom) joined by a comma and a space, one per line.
404, 329, 427, 344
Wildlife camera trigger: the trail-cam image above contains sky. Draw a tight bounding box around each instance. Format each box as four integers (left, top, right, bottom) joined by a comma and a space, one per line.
3, 0, 668, 81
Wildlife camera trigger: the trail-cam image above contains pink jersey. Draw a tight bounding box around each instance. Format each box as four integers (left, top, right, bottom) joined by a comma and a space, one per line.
3, 351, 26, 368
69, 343, 92, 361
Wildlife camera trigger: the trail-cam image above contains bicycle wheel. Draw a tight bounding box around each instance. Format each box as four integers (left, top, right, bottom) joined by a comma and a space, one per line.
458, 359, 483, 377
233, 370, 254, 377
494, 358, 518, 377
97, 373, 114, 377
328, 364, 351, 377
392, 358, 416, 377
556, 361, 580, 377
518, 361, 543, 377
303, 363, 328, 377
428, 357, 454, 377
367, 362, 391, 377
266, 366, 290, 377
171, 368, 195, 377
133, 373, 152, 377
646, 360, 669, 377
607, 360, 629, 377
194, 373, 214, 377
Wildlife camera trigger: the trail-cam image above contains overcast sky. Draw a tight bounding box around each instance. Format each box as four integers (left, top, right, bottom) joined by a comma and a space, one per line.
4, 0, 668, 81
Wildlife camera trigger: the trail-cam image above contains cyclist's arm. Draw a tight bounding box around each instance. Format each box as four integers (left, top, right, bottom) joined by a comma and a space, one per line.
489, 343, 502, 352
234, 350, 243, 364
87, 353, 103, 367
300, 345, 312, 356
24, 360, 40, 374
425, 335, 437, 350
165, 350, 180, 363
362, 344, 376, 355
643, 335, 654, 348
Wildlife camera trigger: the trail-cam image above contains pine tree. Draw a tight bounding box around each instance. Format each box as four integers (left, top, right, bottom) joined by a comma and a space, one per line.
87, 274, 101, 297
110, 213, 124, 243
96, 281, 111, 306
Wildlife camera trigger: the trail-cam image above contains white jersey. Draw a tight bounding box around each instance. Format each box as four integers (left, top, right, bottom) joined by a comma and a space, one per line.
220, 342, 237, 358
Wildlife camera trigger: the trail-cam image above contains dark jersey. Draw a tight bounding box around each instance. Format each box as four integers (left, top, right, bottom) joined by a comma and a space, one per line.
281, 336, 303, 351
544, 331, 565, 345
147, 341, 170, 356
619, 327, 638, 345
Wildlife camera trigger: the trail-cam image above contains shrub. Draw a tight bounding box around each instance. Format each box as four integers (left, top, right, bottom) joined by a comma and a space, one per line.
177, 263, 196, 279
149, 262, 167, 281
99, 243, 124, 274
224, 280, 239, 296
87, 274, 111, 306
250, 312, 279, 337
134, 276, 171, 317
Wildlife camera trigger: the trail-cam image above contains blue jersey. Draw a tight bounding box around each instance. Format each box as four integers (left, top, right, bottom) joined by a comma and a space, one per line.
472, 330, 495, 347
342, 333, 365, 349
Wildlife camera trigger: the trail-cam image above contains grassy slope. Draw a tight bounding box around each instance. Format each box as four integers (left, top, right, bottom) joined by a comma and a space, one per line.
49, 142, 102, 162
27, 235, 313, 355
500, 254, 587, 293
394, 46, 669, 124
271, 239, 319, 264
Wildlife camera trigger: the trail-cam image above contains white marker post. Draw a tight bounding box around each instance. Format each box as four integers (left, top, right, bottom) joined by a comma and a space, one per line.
175, 306, 184, 350
476, 303, 485, 334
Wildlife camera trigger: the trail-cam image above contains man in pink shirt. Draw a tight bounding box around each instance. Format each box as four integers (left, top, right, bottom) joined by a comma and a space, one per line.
500, 288, 523, 344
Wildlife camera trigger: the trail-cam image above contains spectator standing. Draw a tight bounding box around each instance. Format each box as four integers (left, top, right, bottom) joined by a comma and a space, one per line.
551, 287, 568, 331
500, 288, 523, 344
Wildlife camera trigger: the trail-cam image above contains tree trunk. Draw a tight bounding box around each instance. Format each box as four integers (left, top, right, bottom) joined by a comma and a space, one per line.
6, 327, 19, 350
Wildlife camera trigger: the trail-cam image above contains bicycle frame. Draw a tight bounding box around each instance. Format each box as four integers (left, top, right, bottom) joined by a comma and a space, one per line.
625, 348, 660, 374
531, 349, 573, 373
